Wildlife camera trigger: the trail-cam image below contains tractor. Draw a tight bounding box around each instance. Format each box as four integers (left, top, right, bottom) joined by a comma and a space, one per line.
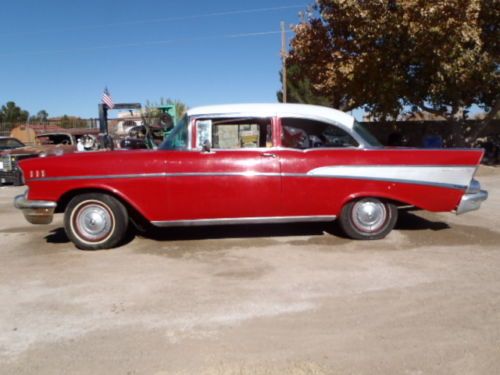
98, 103, 177, 150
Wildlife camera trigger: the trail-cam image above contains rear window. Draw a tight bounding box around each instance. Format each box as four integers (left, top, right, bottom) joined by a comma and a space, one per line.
281, 117, 358, 149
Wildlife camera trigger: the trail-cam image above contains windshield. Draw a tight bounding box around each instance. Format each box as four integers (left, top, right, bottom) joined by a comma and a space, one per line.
159, 115, 188, 150
37, 134, 72, 145
353, 121, 382, 147
0, 138, 25, 150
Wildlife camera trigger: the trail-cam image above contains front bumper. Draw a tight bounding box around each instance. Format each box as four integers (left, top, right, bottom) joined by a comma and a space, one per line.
14, 192, 57, 225
0, 170, 22, 185
456, 190, 488, 215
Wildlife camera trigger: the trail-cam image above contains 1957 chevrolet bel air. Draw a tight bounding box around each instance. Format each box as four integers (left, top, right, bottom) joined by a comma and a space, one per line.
14, 104, 488, 250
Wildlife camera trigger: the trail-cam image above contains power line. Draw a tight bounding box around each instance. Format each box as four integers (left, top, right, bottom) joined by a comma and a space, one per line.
0, 30, 294, 58
0, 5, 303, 37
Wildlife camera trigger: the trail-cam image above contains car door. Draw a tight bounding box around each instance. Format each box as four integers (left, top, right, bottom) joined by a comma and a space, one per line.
274, 116, 361, 217
160, 116, 282, 223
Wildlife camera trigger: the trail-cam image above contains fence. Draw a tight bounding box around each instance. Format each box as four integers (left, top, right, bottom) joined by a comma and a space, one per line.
0, 118, 99, 137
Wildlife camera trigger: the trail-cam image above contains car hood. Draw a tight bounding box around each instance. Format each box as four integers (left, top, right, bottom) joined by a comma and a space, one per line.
0, 146, 43, 156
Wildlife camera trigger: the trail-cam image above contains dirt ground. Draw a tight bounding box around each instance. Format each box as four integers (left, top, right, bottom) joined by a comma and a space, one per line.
0, 167, 499, 375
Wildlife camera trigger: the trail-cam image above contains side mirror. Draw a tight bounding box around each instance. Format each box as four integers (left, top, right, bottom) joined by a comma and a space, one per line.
202, 139, 211, 153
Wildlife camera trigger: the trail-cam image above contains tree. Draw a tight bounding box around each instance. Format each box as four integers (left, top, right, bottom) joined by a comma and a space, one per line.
59, 115, 87, 129
287, 0, 499, 144
36, 110, 49, 123
0, 101, 29, 124
29, 110, 49, 124
146, 98, 188, 120
144, 98, 189, 124
277, 63, 332, 106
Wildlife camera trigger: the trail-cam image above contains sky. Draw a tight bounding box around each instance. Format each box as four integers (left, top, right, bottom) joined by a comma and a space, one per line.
0, 0, 315, 119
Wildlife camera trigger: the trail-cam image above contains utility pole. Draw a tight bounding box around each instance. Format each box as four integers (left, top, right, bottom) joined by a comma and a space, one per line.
281, 21, 288, 103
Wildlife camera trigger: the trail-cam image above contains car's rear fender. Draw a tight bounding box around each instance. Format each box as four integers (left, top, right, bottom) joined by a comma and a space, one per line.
340, 183, 466, 213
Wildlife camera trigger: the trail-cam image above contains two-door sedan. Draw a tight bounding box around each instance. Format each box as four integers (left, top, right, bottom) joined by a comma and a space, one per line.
14, 104, 488, 250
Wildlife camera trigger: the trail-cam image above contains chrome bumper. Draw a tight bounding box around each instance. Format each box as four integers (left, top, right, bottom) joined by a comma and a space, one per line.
14, 192, 57, 225
456, 190, 488, 215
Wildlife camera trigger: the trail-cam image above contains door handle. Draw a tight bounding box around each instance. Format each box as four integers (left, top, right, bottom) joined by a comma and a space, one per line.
261, 153, 277, 158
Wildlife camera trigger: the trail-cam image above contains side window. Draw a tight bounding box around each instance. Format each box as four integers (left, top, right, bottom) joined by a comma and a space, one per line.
281, 118, 358, 149
196, 117, 273, 149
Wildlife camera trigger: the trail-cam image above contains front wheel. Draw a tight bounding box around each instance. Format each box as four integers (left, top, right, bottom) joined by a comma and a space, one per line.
64, 193, 129, 250
338, 198, 398, 240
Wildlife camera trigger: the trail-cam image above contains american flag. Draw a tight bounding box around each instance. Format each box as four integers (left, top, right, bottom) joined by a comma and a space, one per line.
102, 87, 114, 109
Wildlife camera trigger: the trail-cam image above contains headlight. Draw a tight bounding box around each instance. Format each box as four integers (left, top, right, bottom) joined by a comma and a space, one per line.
1, 156, 13, 172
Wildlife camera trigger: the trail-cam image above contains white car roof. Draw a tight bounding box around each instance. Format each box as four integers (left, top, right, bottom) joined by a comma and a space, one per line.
187, 103, 355, 129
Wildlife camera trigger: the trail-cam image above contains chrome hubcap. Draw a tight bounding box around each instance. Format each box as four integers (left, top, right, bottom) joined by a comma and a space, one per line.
76, 204, 112, 241
351, 199, 387, 233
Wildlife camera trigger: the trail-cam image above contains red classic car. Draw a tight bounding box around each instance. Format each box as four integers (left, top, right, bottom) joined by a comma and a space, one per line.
14, 104, 488, 250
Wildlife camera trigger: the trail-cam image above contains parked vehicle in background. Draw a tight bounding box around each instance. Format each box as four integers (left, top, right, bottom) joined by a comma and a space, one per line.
1, 129, 99, 186
99, 103, 177, 150
36, 132, 77, 153
14, 104, 488, 250
37, 129, 99, 151
0, 137, 25, 151
1, 137, 40, 185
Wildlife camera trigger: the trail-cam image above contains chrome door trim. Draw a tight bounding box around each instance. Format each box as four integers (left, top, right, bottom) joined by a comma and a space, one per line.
151, 215, 337, 227
28, 170, 468, 190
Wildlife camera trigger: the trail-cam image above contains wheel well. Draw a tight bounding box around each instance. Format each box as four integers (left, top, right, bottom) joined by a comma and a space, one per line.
56, 188, 149, 228
343, 195, 413, 209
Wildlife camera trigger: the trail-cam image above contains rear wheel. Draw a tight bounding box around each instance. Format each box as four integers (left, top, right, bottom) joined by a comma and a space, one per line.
64, 193, 129, 250
339, 198, 398, 240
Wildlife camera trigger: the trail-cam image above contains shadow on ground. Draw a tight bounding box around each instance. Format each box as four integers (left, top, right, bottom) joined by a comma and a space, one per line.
135, 211, 452, 243
41, 211, 500, 254
45, 228, 69, 244
42, 211, 456, 246
143, 222, 339, 242
395, 210, 450, 231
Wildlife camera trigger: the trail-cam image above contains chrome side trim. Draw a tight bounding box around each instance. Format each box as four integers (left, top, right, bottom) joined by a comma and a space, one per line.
29, 170, 469, 190
282, 174, 467, 190
31, 173, 167, 182
29, 172, 281, 182
151, 215, 337, 227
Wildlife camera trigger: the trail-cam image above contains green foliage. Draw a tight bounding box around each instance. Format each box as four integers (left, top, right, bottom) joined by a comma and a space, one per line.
277, 64, 331, 107
145, 98, 188, 121
0, 101, 29, 125
287, 0, 499, 140
58, 115, 87, 129
29, 110, 49, 124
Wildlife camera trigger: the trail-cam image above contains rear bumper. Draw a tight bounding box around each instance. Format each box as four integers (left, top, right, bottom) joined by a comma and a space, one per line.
14, 192, 57, 225
456, 190, 488, 215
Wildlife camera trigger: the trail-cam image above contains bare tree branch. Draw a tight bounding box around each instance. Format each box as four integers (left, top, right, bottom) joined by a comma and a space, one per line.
417, 103, 449, 119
